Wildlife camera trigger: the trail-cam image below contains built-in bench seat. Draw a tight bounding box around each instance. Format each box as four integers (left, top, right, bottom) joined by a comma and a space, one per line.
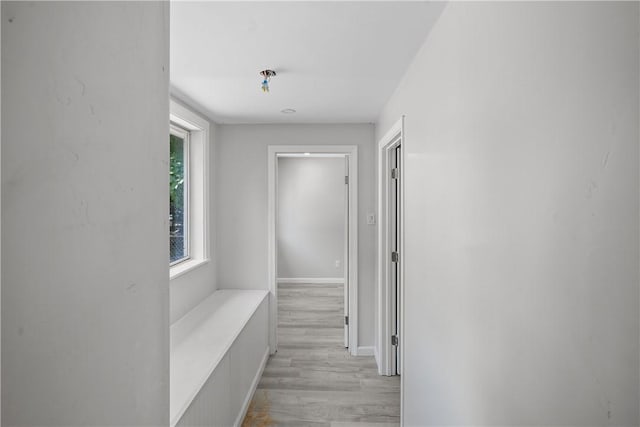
170, 289, 269, 427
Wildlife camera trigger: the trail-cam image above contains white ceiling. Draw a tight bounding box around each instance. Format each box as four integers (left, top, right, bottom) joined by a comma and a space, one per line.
170, 1, 445, 124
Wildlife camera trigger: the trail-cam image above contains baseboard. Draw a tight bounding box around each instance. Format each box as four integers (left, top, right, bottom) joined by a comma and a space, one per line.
373, 345, 380, 371
277, 277, 345, 284
234, 345, 270, 427
357, 346, 375, 356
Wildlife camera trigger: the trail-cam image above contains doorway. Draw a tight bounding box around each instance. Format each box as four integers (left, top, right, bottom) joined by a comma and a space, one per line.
276, 154, 349, 347
389, 143, 401, 375
267, 145, 359, 356
377, 117, 404, 377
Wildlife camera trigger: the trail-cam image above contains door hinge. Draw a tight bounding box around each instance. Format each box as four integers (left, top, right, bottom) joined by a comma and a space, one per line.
391, 168, 399, 180
391, 335, 399, 346
345, 315, 349, 326
391, 251, 399, 263
345, 175, 349, 185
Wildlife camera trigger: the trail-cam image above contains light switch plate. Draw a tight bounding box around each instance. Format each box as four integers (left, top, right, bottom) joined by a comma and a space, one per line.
367, 213, 376, 225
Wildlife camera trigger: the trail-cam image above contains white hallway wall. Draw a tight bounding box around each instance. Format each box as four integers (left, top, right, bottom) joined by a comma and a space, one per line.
216, 124, 376, 346
170, 97, 218, 324
278, 157, 345, 280
377, 2, 639, 426
2, 2, 170, 425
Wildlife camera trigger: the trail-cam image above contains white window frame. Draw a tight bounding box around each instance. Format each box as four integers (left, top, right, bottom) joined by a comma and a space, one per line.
169, 99, 210, 280
169, 124, 191, 266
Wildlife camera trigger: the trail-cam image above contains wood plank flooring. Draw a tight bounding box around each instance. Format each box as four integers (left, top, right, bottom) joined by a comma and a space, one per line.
243, 283, 400, 427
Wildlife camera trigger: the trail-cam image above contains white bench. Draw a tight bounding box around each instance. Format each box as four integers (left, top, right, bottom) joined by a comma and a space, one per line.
170, 290, 269, 427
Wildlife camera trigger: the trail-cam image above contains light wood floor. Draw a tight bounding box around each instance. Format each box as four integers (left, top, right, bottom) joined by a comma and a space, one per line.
243, 283, 400, 427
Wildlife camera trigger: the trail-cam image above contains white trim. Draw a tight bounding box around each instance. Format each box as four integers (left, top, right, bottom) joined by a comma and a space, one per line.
169, 99, 210, 281
377, 117, 404, 376
169, 258, 210, 281
356, 346, 375, 356
343, 155, 350, 348
170, 99, 209, 132
277, 277, 345, 284
268, 145, 359, 356
277, 153, 346, 158
377, 117, 406, 427
234, 345, 270, 427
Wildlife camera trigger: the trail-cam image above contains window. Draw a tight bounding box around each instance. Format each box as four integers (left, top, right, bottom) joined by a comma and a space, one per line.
170, 125, 189, 264
169, 99, 210, 279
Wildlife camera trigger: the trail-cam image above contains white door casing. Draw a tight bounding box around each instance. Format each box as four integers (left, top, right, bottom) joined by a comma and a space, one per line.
376, 116, 405, 421
344, 156, 350, 348
268, 145, 359, 356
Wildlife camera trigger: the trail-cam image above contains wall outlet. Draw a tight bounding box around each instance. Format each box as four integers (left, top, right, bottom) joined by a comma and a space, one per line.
367, 213, 376, 225
335, 260, 341, 269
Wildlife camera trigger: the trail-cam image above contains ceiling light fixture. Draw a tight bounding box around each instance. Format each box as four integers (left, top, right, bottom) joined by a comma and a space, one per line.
260, 69, 276, 93
281, 108, 296, 114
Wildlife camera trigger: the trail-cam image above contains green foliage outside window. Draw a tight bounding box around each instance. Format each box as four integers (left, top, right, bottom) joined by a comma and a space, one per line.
170, 134, 186, 263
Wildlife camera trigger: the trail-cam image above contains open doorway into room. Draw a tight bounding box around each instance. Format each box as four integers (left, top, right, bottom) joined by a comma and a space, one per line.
276, 153, 350, 349
267, 145, 359, 356
246, 146, 401, 426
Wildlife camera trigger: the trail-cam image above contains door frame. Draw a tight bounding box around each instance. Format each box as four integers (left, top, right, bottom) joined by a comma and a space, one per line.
267, 145, 359, 356
377, 117, 405, 377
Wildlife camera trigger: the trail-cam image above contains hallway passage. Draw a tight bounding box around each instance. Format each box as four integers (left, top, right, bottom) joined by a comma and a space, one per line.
243, 283, 400, 427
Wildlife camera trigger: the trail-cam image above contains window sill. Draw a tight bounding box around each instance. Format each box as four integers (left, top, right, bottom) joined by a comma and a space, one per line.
170, 258, 209, 281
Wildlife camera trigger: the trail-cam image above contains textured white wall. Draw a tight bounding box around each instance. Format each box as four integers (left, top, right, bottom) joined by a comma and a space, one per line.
278, 157, 345, 279
216, 124, 376, 346
2, 2, 170, 425
377, 2, 639, 425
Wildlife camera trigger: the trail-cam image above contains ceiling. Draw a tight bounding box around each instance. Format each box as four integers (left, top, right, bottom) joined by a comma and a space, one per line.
170, 1, 445, 124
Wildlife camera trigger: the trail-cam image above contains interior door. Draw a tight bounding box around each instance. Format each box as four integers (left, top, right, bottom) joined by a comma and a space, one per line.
344, 156, 350, 348
390, 144, 401, 375
395, 145, 402, 375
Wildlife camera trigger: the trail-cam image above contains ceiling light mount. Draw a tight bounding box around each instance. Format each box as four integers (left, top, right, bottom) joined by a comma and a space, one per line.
281, 108, 296, 114
260, 69, 276, 93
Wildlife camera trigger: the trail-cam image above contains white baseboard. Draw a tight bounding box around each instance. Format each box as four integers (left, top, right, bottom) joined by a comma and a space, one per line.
374, 345, 380, 372
234, 345, 270, 427
357, 346, 375, 356
277, 277, 345, 284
